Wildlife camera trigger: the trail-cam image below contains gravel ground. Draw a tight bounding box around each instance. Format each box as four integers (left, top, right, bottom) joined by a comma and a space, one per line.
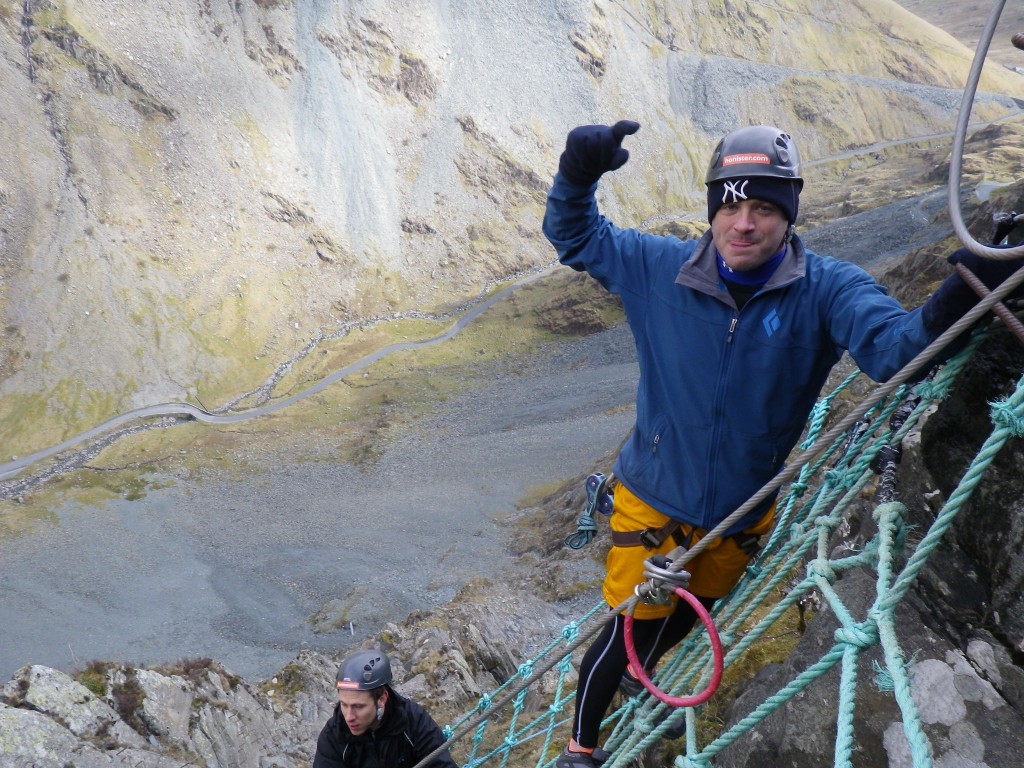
0, 325, 637, 682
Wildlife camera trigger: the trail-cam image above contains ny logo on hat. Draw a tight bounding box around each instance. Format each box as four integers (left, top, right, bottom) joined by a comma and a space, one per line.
722, 179, 749, 204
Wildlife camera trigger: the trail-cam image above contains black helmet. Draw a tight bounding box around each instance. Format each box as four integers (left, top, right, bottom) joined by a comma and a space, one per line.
705, 126, 803, 188
336, 650, 392, 692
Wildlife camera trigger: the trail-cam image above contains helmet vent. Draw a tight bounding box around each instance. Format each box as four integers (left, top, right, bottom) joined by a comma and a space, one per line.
362, 657, 380, 681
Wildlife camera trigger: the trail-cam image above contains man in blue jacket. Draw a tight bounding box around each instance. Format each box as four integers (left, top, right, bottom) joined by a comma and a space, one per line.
543, 120, 1021, 767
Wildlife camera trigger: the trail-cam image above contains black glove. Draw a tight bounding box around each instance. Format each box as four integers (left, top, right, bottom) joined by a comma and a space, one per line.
558, 120, 640, 186
922, 247, 1024, 334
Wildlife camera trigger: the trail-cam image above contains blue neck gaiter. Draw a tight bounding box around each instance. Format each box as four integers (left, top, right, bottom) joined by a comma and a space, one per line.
717, 244, 787, 287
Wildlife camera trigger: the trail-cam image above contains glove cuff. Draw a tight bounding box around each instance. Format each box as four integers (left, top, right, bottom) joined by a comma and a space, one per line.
922, 273, 978, 335
557, 152, 601, 187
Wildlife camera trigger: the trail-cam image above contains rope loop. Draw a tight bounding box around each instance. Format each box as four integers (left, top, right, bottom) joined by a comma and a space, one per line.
990, 397, 1024, 437
623, 587, 724, 707
564, 514, 598, 550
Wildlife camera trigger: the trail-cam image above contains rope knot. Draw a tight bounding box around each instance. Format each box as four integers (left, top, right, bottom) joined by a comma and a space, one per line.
561, 623, 581, 644
913, 380, 941, 401
834, 621, 878, 649
631, 709, 656, 735
807, 557, 836, 584
517, 661, 534, 680
990, 397, 1024, 437
823, 468, 852, 488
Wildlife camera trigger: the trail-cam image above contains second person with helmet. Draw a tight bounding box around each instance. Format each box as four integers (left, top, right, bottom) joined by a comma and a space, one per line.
313, 649, 457, 768
543, 120, 1024, 767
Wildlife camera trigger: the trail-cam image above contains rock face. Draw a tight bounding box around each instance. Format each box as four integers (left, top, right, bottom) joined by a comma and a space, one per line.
0, 583, 576, 767
0, 657, 329, 767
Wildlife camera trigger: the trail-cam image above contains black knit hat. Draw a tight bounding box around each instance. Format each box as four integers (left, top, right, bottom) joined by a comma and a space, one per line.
707, 177, 801, 225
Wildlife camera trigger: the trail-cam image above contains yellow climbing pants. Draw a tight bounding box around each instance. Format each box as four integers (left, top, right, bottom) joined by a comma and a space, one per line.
603, 484, 776, 619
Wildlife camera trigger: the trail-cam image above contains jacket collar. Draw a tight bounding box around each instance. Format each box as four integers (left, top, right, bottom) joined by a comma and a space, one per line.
675, 230, 807, 295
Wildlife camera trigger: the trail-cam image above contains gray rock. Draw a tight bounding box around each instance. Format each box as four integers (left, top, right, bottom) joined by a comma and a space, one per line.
134, 668, 194, 744
9, 665, 124, 740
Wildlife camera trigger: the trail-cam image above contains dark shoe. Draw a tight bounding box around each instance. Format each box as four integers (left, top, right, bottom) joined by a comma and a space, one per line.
661, 715, 686, 741
555, 746, 609, 768
619, 671, 644, 697
618, 666, 652, 697
652, 709, 686, 741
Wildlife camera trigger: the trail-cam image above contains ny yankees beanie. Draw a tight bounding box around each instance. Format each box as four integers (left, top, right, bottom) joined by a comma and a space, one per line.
707, 177, 801, 224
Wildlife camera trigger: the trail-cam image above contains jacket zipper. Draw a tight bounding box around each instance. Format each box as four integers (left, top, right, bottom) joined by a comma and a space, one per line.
706, 309, 742, 526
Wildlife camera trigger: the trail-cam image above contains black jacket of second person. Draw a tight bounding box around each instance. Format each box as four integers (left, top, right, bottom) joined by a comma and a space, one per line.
313, 687, 458, 768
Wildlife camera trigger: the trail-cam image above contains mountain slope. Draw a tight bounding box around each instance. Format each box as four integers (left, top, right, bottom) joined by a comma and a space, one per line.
0, 0, 1022, 461
896, 0, 1024, 71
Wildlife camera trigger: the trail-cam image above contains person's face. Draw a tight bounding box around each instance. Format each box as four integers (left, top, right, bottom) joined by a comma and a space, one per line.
339, 688, 385, 735
711, 198, 790, 272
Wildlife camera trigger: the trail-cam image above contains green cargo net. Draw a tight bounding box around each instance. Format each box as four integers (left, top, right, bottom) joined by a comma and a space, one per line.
412, 321, 1023, 768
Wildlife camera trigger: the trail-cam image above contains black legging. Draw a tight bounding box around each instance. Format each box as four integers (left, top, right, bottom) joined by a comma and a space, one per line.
570, 595, 717, 749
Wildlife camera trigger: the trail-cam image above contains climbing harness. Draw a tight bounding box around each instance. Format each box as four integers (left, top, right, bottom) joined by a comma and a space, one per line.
568, 473, 767, 560
610, 518, 681, 550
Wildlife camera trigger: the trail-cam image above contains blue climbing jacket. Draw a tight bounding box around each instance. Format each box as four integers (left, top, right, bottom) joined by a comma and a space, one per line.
542, 174, 937, 534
